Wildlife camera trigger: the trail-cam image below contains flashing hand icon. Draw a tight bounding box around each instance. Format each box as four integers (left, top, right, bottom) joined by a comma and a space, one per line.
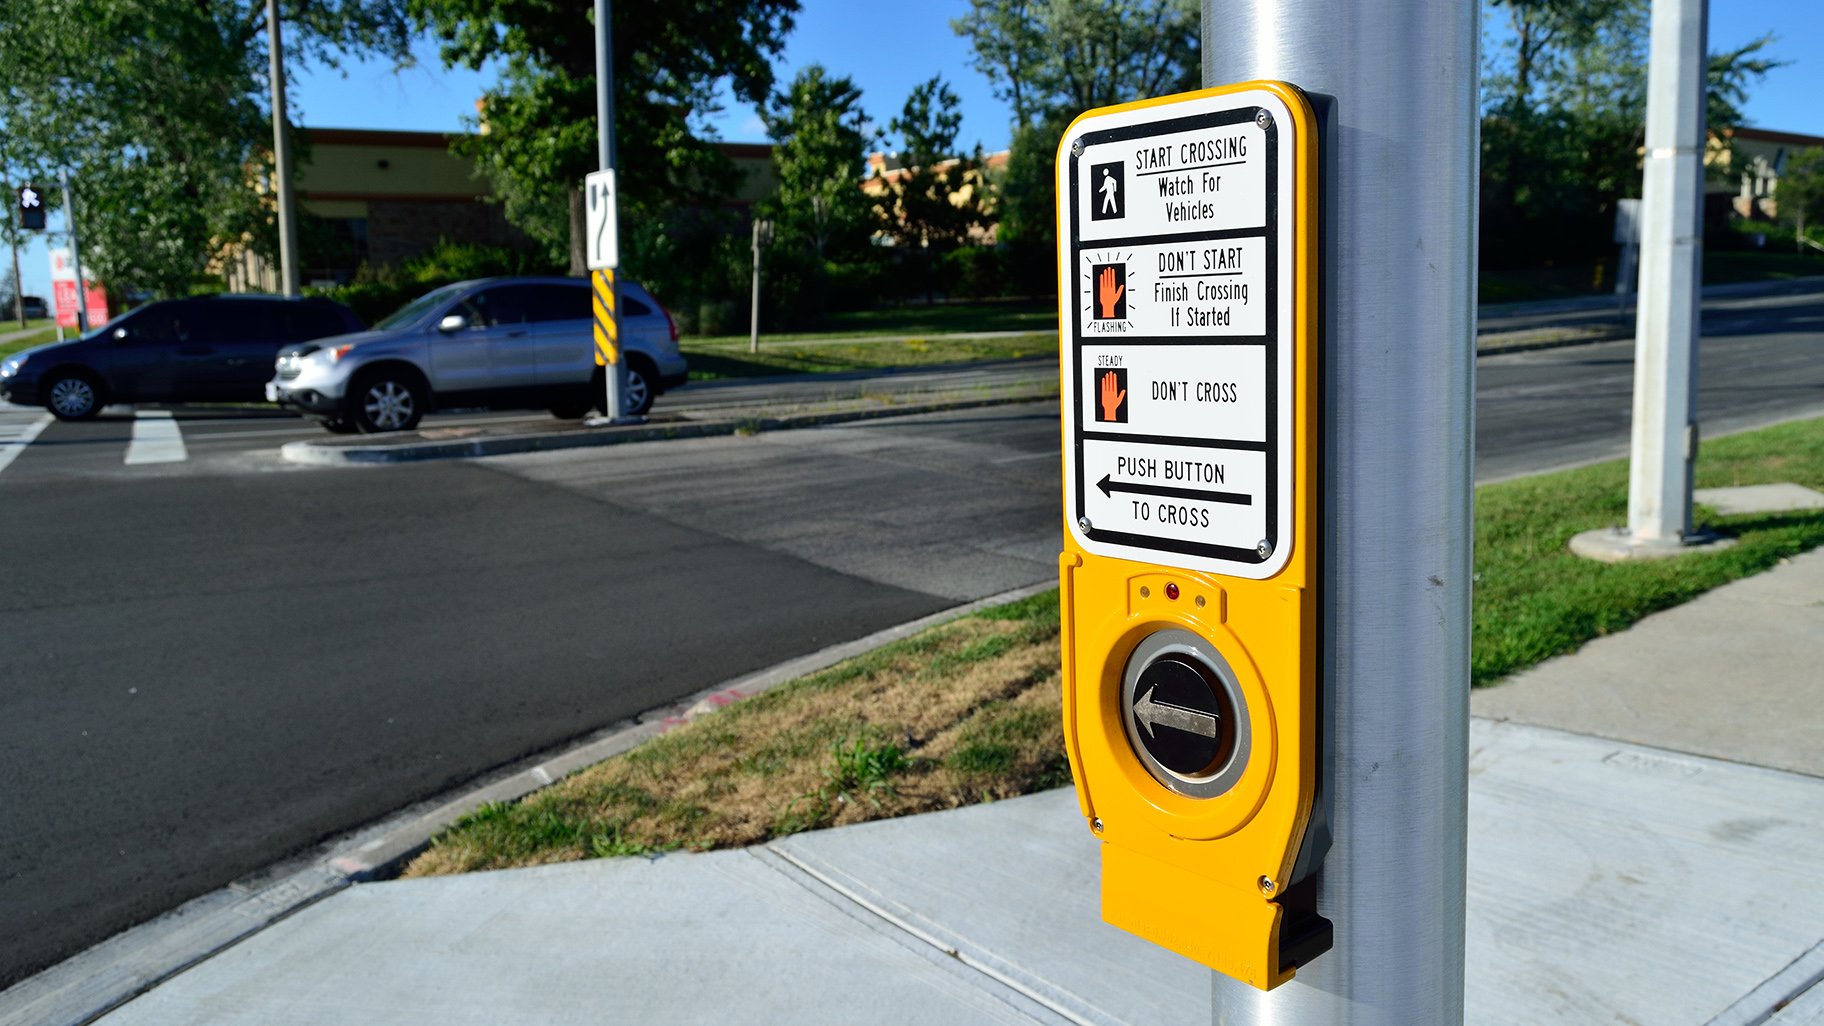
1098, 370, 1126, 422
1096, 265, 1125, 319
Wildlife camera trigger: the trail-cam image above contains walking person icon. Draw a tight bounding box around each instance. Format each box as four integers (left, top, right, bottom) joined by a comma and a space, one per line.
1090, 161, 1124, 220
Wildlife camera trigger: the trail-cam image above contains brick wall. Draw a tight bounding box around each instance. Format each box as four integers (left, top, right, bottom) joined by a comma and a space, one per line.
366, 201, 530, 267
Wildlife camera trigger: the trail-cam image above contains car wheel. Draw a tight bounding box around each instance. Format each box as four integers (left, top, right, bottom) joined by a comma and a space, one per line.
622, 359, 654, 416
45, 371, 104, 420
320, 417, 360, 435
349, 370, 426, 433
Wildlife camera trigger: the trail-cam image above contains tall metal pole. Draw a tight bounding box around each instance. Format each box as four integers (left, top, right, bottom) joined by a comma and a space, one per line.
749, 219, 763, 355
1203, 2, 1477, 1023
593, 0, 627, 422
2, 136, 25, 327
9, 233, 22, 328
1626, 0, 1707, 546
60, 171, 90, 332
267, 0, 301, 297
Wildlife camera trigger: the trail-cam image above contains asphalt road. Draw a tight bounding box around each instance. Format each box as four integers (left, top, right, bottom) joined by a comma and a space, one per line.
0, 402, 1059, 987
1476, 289, 1824, 481
2, 283, 1822, 988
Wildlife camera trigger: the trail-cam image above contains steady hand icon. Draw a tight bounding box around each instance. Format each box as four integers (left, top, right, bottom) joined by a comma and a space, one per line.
1099, 370, 1126, 421
1096, 266, 1125, 319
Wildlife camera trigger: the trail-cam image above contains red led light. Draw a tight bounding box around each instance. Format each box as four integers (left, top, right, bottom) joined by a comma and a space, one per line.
1165, 582, 1179, 600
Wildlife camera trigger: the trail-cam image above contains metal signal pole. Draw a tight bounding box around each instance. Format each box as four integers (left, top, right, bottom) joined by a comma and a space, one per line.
61, 171, 90, 332
1203, 1, 1477, 1023
593, 0, 628, 422
267, 0, 301, 297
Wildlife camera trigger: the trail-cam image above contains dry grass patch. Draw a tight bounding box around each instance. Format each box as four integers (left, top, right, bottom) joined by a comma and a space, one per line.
404, 591, 1068, 877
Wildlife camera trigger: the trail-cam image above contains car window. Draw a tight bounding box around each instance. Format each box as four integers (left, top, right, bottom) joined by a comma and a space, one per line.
121, 305, 183, 344
467, 285, 544, 328
521, 284, 590, 324
188, 303, 277, 343
287, 304, 350, 340
375, 285, 463, 330
622, 295, 652, 318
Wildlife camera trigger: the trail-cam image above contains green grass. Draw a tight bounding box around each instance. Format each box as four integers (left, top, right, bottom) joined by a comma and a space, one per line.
1473, 416, 1824, 684
1702, 249, 1824, 285
682, 331, 1057, 380
0, 326, 60, 360
687, 300, 1056, 345
403, 591, 1069, 876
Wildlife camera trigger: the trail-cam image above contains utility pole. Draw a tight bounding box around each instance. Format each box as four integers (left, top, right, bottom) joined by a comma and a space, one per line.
2, 136, 24, 328
749, 218, 771, 354
61, 171, 90, 332
1628, 0, 1707, 546
267, 0, 301, 297
590, 0, 629, 423
8, 233, 21, 328
1202, 1, 1477, 1022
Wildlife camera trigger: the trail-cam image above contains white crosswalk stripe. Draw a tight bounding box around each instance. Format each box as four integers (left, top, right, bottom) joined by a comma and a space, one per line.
0, 404, 53, 479
124, 409, 189, 465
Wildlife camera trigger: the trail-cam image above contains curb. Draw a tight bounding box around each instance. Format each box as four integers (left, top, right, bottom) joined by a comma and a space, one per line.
279, 386, 1059, 466
0, 581, 1057, 1026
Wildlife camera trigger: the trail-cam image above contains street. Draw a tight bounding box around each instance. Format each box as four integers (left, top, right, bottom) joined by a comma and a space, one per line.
3, 283, 1824, 986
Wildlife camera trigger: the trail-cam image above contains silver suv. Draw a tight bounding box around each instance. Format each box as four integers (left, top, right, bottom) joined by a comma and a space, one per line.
266, 277, 687, 433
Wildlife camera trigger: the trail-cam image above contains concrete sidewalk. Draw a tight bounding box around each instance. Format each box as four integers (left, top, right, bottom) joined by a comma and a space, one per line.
6, 547, 1811, 1025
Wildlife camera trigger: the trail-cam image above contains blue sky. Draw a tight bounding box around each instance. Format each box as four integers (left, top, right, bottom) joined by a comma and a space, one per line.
14, 0, 1824, 300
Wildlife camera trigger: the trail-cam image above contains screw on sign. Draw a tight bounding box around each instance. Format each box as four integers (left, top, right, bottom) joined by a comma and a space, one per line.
18, 186, 46, 230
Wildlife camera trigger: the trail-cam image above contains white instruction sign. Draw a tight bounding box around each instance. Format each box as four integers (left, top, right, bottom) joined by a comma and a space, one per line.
1058, 88, 1302, 578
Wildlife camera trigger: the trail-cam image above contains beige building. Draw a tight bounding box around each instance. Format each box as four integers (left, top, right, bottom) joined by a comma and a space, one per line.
223, 129, 778, 290
1716, 126, 1824, 220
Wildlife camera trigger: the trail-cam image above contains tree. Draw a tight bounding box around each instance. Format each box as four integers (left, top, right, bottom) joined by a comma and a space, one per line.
954, 0, 1198, 132
0, 0, 412, 301
1478, 0, 1780, 268
410, 0, 800, 274
758, 65, 873, 324
1777, 148, 1824, 253
951, 0, 1198, 301
876, 76, 994, 302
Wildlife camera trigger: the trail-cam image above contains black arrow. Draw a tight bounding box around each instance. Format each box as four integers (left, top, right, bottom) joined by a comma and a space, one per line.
1097, 474, 1251, 505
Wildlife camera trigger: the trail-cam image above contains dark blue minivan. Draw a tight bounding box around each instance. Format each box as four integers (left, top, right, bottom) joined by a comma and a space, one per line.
0, 294, 362, 419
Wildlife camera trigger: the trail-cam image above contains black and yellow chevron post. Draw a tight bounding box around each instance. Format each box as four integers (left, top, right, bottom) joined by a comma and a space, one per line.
591, 268, 619, 368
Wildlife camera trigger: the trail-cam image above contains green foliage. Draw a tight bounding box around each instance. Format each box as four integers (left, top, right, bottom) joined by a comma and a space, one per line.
1775, 148, 1824, 251
756, 65, 876, 327
951, 1, 1197, 303
994, 108, 1074, 298
0, 0, 412, 301
409, 0, 799, 272
1479, 0, 1780, 269
952, 0, 1200, 129
305, 240, 559, 324
876, 76, 995, 303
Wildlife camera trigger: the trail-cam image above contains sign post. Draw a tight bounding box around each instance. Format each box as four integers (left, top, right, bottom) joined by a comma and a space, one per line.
587, 0, 635, 423
1199, 1, 1476, 1022
59, 172, 95, 332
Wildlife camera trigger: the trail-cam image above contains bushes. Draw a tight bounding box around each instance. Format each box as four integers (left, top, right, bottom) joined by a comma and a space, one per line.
305, 240, 562, 325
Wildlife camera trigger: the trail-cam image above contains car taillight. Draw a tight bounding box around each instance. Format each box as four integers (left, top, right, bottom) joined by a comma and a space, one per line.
661, 304, 678, 343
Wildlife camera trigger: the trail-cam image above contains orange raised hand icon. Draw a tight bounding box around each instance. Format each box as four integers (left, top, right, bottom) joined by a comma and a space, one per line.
1097, 265, 1125, 319
1098, 369, 1126, 421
